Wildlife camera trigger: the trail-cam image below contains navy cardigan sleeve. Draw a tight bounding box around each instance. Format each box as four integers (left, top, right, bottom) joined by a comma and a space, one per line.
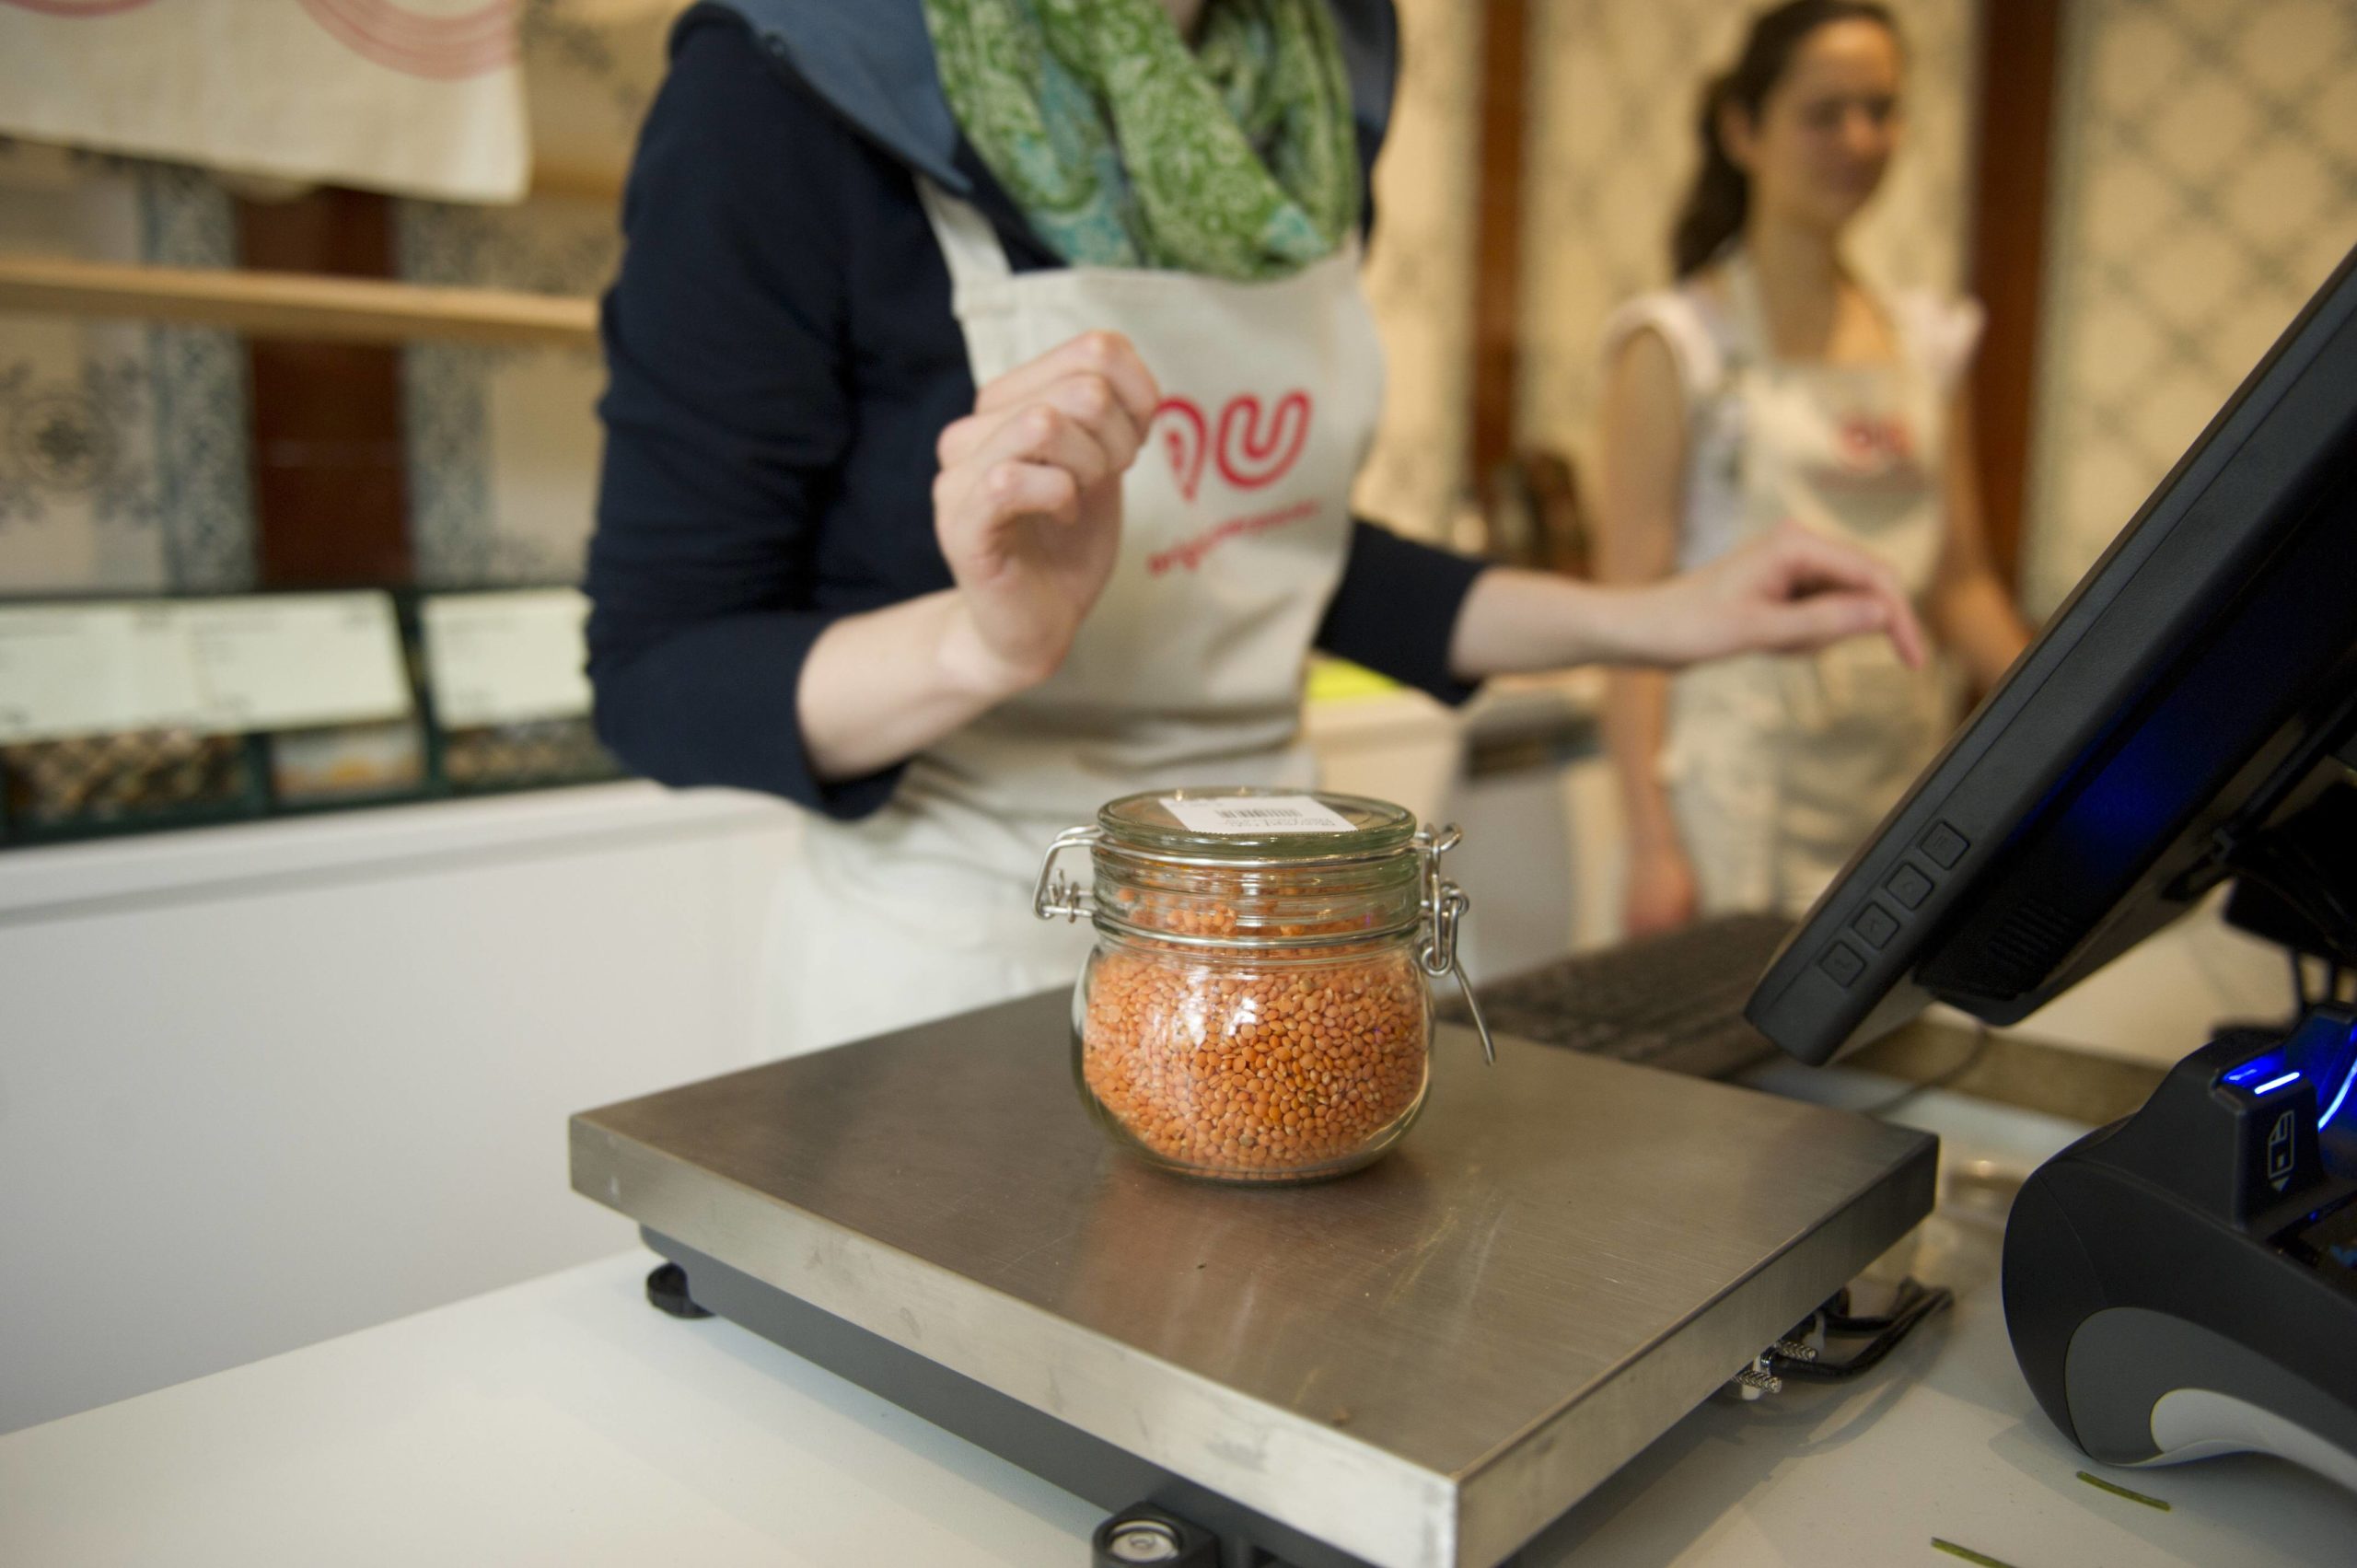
586, 19, 1487, 819
586, 24, 908, 818
1321, 521, 1485, 706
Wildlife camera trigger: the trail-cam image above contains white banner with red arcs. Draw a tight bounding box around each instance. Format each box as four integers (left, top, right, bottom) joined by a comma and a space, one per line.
0, 0, 528, 201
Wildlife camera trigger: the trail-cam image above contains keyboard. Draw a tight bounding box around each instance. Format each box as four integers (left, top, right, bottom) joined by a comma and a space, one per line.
1449, 911, 1797, 1079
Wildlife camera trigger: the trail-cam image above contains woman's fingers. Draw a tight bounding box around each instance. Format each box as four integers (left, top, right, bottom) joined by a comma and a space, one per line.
1627, 525, 1930, 668
1043, 370, 1146, 472
974, 331, 1161, 428
919, 339, 1149, 690
936, 334, 1157, 511
1758, 524, 1928, 667
938, 460, 1081, 563
933, 372, 1145, 476
1749, 588, 1897, 656
938, 400, 1124, 518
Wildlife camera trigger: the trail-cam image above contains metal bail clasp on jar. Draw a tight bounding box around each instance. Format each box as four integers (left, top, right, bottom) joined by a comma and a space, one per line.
1033, 788, 1494, 1186
1415, 823, 1498, 1065
1032, 824, 1103, 923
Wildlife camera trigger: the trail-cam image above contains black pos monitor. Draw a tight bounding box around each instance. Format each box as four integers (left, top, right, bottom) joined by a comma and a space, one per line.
1746, 242, 2357, 1493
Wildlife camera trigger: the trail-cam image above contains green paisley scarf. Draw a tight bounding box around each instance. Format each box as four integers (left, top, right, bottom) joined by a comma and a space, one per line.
921, 0, 1360, 280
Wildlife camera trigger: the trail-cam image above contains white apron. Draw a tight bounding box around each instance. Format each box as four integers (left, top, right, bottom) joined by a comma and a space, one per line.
761, 184, 1387, 1056
1664, 252, 1953, 916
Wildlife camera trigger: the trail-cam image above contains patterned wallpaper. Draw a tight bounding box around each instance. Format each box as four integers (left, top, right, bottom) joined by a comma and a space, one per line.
0, 152, 255, 594
40, 0, 2301, 621
4, 0, 1469, 589
0, 1, 661, 599
1350, 0, 1483, 542
393, 0, 664, 587
395, 194, 620, 587
1515, 0, 1980, 482
518, 0, 675, 188
2024, 0, 2357, 618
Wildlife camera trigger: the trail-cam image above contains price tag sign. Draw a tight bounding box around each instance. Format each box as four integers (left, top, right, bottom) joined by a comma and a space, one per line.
179, 594, 410, 733
420, 589, 592, 727
0, 595, 409, 744
1159, 795, 1357, 834
0, 602, 210, 743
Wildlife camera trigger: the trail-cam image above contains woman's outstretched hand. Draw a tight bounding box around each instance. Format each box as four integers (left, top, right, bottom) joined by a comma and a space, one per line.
931, 331, 1161, 694
1617, 520, 1928, 669
1448, 519, 1928, 680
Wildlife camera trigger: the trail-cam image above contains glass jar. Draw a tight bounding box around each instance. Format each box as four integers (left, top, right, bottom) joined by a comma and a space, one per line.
1033, 787, 1493, 1184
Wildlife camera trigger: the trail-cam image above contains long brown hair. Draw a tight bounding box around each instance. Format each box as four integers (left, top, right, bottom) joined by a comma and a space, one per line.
1671, 0, 1901, 278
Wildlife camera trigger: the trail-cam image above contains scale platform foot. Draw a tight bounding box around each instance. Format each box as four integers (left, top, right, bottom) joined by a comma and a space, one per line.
644, 1260, 713, 1320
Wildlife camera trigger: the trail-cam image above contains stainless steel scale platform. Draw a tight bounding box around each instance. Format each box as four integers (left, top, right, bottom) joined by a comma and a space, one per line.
570, 990, 1935, 1568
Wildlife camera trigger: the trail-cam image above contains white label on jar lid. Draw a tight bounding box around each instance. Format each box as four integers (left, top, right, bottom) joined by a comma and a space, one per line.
1160, 795, 1357, 834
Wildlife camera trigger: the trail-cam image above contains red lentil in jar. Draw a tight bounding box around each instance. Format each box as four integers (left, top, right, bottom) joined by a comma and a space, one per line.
1033, 788, 1492, 1184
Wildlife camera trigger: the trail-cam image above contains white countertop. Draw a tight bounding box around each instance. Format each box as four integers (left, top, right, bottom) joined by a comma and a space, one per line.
6, 1078, 2351, 1567
0, 1248, 1097, 1567
1527, 1146, 2353, 1566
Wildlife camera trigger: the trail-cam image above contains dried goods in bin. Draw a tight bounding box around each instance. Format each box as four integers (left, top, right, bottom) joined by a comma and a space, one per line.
2, 729, 250, 832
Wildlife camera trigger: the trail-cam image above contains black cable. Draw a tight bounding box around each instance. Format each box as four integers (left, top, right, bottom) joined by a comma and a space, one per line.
2237, 853, 2357, 971
2285, 842, 2357, 942
1771, 1280, 1954, 1381
1822, 1277, 1925, 1332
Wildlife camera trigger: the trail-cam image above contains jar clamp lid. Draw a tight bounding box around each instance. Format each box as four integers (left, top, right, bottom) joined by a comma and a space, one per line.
1034, 788, 1497, 1064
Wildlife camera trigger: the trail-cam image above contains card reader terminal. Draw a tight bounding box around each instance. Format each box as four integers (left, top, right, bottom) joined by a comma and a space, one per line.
2003, 1005, 2357, 1493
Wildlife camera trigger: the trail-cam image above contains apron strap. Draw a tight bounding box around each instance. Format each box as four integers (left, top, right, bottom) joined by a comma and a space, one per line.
916, 179, 1015, 313
1723, 249, 1772, 367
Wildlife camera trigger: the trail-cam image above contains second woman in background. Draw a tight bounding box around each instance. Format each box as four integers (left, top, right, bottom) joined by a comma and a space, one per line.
1596, 0, 2033, 934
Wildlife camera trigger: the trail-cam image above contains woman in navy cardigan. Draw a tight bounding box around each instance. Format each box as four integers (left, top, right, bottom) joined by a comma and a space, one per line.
586, 0, 1922, 1054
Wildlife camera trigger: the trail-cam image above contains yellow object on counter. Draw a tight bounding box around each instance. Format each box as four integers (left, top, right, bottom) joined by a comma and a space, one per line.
1305, 657, 1401, 704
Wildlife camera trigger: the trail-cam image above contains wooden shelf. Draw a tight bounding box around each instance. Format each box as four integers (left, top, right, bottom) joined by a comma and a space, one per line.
0, 256, 597, 348
528, 161, 626, 204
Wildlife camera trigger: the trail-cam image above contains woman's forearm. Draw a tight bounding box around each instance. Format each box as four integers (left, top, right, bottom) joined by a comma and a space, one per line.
1929, 569, 2032, 691
796, 590, 1039, 782
1451, 529, 1923, 680
1447, 567, 1640, 678
1603, 668, 1683, 854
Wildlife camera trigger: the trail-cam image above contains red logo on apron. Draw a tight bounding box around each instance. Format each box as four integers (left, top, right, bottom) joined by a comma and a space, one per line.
1216, 391, 1311, 489
1838, 413, 1914, 470
1152, 398, 1210, 502
1152, 390, 1314, 502
1143, 391, 1323, 575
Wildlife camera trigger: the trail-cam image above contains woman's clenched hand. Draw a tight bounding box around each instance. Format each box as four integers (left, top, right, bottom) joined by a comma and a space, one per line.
930, 331, 1161, 696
